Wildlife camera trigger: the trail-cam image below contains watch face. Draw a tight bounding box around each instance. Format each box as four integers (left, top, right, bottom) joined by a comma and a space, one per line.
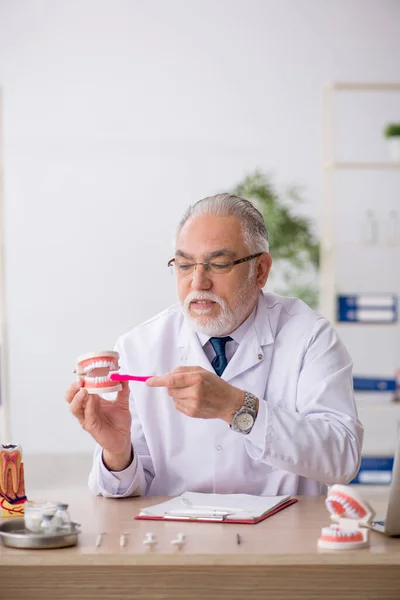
236, 412, 254, 431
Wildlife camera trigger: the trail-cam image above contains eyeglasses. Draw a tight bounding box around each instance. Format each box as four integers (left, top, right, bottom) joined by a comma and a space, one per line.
167, 253, 263, 276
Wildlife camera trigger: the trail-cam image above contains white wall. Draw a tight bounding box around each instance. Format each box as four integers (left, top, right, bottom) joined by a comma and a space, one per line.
0, 0, 399, 454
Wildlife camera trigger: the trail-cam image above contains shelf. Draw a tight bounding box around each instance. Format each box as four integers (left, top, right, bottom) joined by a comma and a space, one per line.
329, 82, 400, 92
321, 243, 400, 250
324, 162, 400, 170
335, 322, 399, 327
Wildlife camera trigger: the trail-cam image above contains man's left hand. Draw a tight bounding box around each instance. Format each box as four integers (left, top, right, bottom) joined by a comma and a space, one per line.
146, 366, 245, 423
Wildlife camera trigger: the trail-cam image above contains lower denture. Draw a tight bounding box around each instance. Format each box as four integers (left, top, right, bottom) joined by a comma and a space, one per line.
321, 527, 363, 543
84, 376, 115, 388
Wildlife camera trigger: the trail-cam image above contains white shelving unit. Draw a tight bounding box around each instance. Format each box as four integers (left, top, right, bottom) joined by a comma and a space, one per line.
320, 82, 400, 464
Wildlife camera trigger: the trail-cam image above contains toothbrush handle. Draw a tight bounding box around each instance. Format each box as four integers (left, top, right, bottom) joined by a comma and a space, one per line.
109, 373, 152, 382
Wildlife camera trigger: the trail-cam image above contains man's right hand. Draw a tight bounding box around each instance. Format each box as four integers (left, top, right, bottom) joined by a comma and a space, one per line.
65, 380, 133, 471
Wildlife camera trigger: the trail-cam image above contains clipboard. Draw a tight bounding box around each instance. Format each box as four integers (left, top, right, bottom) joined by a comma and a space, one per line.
135, 494, 298, 524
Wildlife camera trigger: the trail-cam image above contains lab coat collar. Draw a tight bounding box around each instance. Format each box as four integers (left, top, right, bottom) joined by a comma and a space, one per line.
177, 291, 275, 380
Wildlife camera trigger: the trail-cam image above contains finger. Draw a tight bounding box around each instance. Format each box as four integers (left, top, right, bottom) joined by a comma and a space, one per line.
145, 374, 171, 387
69, 388, 89, 423
167, 388, 193, 400
174, 401, 197, 418
65, 381, 84, 404
146, 372, 201, 389
115, 380, 130, 404
84, 395, 99, 430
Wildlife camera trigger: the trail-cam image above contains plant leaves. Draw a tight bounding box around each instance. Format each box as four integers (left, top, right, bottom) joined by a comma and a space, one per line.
232, 170, 320, 307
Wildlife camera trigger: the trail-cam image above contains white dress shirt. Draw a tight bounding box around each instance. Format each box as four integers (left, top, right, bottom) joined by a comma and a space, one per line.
198, 307, 255, 364
89, 292, 363, 497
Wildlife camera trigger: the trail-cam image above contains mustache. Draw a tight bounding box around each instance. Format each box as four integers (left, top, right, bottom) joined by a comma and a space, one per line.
183, 291, 224, 311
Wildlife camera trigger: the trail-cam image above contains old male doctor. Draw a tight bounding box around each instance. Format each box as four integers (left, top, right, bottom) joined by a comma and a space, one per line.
66, 194, 363, 497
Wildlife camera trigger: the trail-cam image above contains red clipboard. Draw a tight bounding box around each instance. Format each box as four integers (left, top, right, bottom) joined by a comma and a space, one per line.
134, 497, 298, 524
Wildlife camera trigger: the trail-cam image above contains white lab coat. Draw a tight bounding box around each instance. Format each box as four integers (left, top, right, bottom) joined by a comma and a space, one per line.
88, 292, 363, 497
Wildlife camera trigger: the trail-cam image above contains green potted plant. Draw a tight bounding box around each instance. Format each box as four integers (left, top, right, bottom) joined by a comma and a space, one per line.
232, 170, 320, 308
384, 123, 400, 162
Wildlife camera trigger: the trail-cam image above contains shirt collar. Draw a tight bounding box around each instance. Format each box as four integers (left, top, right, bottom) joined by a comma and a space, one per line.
196, 305, 257, 348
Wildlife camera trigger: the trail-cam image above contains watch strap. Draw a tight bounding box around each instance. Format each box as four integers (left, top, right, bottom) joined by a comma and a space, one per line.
230, 391, 258, 434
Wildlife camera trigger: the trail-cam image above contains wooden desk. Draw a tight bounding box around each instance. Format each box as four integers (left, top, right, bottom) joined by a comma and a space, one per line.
0, 488, 399, 600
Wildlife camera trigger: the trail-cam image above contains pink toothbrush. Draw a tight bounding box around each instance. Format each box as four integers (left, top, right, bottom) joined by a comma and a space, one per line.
109, 373, 152, 383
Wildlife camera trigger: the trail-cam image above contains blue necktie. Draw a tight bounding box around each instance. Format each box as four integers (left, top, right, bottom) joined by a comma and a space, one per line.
209, 336, 233, 376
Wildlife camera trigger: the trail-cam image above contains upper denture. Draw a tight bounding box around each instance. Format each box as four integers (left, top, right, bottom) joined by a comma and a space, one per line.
326, 492, 367, 519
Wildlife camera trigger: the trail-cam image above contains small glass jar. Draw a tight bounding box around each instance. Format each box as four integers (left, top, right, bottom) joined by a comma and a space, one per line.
24, 500, 57, 533
40, 513, 56, 535
53, 503, 71, 531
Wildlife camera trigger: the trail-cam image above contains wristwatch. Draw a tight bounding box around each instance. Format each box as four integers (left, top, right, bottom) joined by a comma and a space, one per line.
230, 391, 258, 435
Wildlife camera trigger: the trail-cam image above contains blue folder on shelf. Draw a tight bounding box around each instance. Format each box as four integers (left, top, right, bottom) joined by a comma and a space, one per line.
353, 377, 396, 392
337, 294, 397, 323
351, 456, 394, 484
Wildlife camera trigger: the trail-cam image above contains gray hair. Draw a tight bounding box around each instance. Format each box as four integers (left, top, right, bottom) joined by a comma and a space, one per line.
178, 193, 269, 253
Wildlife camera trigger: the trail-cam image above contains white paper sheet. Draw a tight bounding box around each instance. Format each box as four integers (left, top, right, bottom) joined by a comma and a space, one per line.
139, 491, 291, 521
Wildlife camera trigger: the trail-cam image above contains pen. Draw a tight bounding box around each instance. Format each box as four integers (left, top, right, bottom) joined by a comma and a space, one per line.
180, 499, 246, 513
164, 514, 225, 521
184, 505, 245, 513
166, 509, 231, 518
236, 533, 241, 545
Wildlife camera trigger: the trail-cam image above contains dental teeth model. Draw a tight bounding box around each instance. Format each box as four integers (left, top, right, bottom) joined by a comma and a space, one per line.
170, 532, 186, 549
318, 484, 375, 550
75, 351, 122, 395
0, 444, 27, 517
143, 532, 157, 549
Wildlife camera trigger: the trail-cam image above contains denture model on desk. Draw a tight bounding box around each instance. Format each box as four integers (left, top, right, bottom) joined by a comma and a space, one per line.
0, 444, 27, 517
76, 350, 122, 395
317, 484, 375, 550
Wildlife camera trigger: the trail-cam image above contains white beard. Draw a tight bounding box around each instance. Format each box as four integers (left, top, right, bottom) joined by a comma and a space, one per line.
182, 283, 257, 336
